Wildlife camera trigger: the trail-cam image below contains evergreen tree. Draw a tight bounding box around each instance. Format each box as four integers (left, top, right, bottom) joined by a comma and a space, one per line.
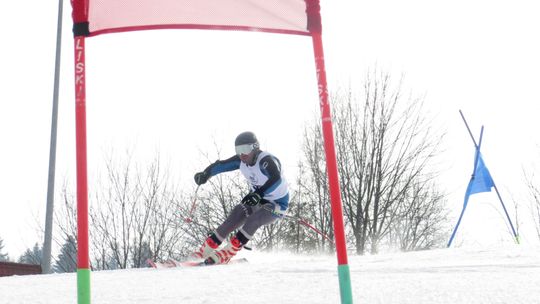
132, 241, 153, 268
18, 243, 42, 265
0, 237, 9, 261
54, 235, 77, 273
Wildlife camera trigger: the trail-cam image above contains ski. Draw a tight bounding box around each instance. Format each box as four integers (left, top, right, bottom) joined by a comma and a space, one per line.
147, 257, 248, 269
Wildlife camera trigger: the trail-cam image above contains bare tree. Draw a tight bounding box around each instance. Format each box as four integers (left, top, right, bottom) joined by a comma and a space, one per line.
127, 158, 186, 266
293, 124, 334, 253
90, 151, 141, 269
145, 188, 188, 262
524, 169, 540, 240
90, 151, 193, 269
55, 150, 190, 270
277, 175, 331, 254
388, 180, 448, 251
52, 182, 78, 267
300, 70, 448, 254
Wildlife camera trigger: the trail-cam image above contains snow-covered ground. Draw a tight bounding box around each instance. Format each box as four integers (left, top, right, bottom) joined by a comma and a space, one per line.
1, 245, 539, 304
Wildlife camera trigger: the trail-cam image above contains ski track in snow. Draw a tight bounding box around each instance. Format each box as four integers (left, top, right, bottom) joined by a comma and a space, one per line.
1, 245, 539, 304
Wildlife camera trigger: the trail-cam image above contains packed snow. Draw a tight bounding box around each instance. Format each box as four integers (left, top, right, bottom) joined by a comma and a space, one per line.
1, 245, 539, 304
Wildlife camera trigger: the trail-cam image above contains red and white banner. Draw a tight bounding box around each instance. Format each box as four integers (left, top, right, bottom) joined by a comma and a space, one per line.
72, 0, 320, 36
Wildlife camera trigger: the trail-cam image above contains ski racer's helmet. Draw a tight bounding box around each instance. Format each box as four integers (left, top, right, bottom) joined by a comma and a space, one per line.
234, 131, 259, 156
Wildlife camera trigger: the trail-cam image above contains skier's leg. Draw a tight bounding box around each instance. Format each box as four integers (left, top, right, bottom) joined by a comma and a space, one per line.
214, 203, 253, 242
206, 204, 282, 264
236, 204, 282, 244
191, 203, 252, 260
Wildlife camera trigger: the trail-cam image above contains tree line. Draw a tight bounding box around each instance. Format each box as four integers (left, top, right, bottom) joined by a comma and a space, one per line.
7, 70, 536, 271
3, 71, 449, 271
61, 70, 447, 271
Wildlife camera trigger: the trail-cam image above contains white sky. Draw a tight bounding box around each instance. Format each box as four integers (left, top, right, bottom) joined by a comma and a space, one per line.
1, 0, 540, 257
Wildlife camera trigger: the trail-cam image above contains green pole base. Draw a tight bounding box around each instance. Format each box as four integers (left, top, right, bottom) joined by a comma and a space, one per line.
338, 264, 353, 304
77, 268, 91, 304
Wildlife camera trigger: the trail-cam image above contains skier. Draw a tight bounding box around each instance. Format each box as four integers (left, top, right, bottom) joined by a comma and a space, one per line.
191, 131, 289, 264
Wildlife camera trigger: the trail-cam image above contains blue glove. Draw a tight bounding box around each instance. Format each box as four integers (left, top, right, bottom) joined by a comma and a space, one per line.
241, 192, 262, 206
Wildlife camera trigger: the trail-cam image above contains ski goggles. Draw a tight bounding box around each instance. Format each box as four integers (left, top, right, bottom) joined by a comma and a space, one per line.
235, 143, 256, 156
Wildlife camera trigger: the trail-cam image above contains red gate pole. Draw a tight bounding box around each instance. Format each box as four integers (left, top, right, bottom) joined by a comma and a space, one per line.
307, 1, 353, 303
71, 1, 91, 302
74, 35, 91, 304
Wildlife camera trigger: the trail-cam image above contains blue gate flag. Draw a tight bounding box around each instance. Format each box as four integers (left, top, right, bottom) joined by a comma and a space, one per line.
469, 153, 494, 194
448, 115, 520, 247
448, 152, 495, 247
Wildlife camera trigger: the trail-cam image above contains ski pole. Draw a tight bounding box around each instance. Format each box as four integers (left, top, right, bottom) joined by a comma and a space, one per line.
287, 214, 334, 245
184, 185, 200, 223
263, 205, 334, 245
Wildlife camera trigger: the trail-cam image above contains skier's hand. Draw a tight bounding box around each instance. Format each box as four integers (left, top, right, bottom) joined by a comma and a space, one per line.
194, 171, 210, 185
241, 192, 262, 206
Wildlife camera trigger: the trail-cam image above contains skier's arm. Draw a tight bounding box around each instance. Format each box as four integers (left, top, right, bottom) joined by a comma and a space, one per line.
194, 155, 240, 185
205, 155, 241, 176
254, 155, 282, 197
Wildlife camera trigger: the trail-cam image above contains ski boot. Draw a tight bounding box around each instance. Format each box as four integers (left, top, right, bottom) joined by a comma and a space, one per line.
190, 236, 219, 261
205, 236, 243, 265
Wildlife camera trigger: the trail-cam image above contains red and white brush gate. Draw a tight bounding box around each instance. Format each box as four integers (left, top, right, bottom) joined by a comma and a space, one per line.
70, 1, 352, 303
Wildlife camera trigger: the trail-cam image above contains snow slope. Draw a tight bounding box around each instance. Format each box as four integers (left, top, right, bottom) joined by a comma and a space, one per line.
1, 245, 539, 304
